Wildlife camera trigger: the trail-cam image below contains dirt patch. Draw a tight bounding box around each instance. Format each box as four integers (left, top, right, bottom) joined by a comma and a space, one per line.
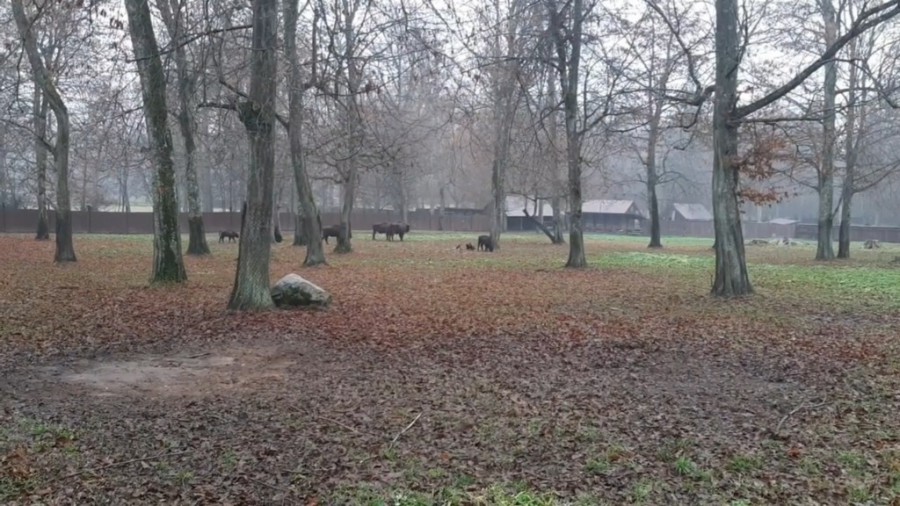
35, 343, 305, 398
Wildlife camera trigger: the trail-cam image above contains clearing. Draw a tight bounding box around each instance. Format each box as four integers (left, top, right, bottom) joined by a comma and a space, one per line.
1, 233, 898, 505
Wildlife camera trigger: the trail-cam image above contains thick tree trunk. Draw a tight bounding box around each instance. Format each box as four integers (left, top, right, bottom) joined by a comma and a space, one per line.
551, 196, 564, 244
837, 187, 853, 258
124, 0, 187, 283
838, 40, 861, 260
816, 0, 838, 261
33, 87, 49, 240
560, 0, 586, 268
711, 0, 751, 296
335, 173, 355, 253
12, 0, 75, 262
647, 183, 661, 248
334, 0, 361, 255
229, 0, 278, 310
490, 157, 506, 248
646, 98, 663, 248
438, 186, 445, 231
284, 0, 325, 264
158, 0, 209, 256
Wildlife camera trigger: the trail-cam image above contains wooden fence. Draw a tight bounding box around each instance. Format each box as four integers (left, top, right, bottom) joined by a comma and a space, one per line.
0, 208, 491, 235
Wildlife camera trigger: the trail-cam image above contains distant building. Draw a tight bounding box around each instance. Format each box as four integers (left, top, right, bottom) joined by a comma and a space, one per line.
504, 195, 556, 231
671, 203, 713, 222
581, 199, 645, 232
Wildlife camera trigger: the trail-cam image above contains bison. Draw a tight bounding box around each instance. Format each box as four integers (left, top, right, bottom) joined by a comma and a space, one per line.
322, 224, 352, 244
477, 234, 494, 252
373, 222, 410, 241
219, 230, 239, 243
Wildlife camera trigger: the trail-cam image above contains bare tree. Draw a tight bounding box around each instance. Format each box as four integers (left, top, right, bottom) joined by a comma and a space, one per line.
12, 0, 76, 262
229, 0, 278, 310
284, 0, 326, 265
652, 0, 900, 296
33, 84, 49, 240
157, 0, 210, 255
124, 0, 187, 283
546, 0, 587, 267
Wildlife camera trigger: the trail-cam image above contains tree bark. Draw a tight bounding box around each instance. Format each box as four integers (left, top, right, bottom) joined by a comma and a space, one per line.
124, 0, 187, 283
33, 86, 50, 240
816, 0, 837, 261
284, 0, 325, 265
229, 0, 278, 310
838, 38, 861, 260
646, 106, 663, 248
158, 0, 209, 256
12, 0, 76, 262
551, 196, 564, 244
333, 0, 362, 255
335, 171, 355, 253
551, 0, 586, 268
837, 187, 853, 258
711, 0, 751, 296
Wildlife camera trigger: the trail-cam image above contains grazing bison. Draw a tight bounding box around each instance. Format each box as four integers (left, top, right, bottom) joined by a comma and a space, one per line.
388, 223, 410, 241
477, 234, 494, 252
372, 222, 390, 240
322, 225, 352, 244
219, 230, 239, 243
322, 225, 340, 244
373, 222, 410, 241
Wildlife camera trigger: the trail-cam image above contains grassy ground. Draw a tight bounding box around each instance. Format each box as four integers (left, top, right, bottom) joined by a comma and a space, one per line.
1, 232, 899, 505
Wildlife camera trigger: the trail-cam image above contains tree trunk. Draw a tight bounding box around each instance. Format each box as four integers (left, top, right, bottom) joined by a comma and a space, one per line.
33, 86, 49, 240
335, 172, 355, 253
551, 196, 564, 244
334, 0, 361, 255
647, 181, 661, 248
490, 156, 506, 248
646, 90, 663, 248
400, 174, 409, 224
124, 0, 187, 283
558, 0, 586, 268
284, 0, 325, 265
523, 207, 562, 244
438, 186, 445, 231
158, 0, 209, 256
12, 0, 76, 262
816, 0, 838, 261
229, 0, 278, 310
837, 187, 853, 258
711, 0, 751, 296
837, 38, 863, 260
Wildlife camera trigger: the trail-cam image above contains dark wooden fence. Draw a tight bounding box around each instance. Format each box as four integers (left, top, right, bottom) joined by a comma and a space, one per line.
0, 208, 490, 235
659, 220, 799, 239
4, 206, 900, 243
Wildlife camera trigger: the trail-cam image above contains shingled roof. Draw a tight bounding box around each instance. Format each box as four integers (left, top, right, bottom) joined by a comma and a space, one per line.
672, 203, 713, 221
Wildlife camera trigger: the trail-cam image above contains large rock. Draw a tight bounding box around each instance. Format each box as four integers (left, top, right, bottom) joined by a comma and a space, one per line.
271, 273, 332, 308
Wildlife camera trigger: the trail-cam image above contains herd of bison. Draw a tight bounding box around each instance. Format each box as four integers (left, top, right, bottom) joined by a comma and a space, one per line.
218, 222, 497, 251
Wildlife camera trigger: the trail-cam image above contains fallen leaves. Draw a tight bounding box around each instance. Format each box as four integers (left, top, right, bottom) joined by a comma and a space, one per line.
0, 234, 899, 504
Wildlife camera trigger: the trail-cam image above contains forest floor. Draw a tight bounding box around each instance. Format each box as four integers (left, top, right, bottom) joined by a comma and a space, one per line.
1, 232, 899, 505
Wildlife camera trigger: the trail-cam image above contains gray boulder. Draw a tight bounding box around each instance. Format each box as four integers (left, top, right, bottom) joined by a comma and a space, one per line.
271, 273, 332, 308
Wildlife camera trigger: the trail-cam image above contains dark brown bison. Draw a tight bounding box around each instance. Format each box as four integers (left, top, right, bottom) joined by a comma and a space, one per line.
372, 222, 390, 240
373, 222, 410, 241
219, 230, 239, 243
322, 224, 352, 244
477, 234, 494, 252
388, 223, 410, 241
